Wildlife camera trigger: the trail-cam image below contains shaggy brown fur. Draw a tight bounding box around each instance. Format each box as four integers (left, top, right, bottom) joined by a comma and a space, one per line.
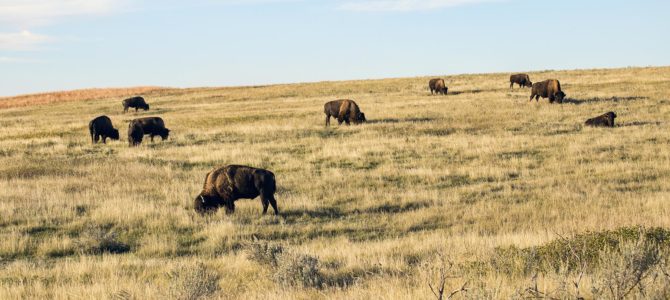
89, 115, 119, 144
129, 117, 170, 142
585, 112, 617, 127
122, 96, 150, 113
510, 74, 532, 89
530, 79, 566, 103
194, 165, 278, 215
429, 78, 448, 95
324, 99, 366, 126
128, 122, 144, 146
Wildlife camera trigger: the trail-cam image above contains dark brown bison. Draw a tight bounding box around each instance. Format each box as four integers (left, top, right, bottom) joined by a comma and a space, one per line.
89, 115, 119, 144
429, 78, 448, 95
194, 165, 278, 215
324, 99, 366, 126
530, 79, 566, 103
510, 74, 532, 89
122, 96, 150, 113
128, 122, 144, 146
129, 117, 170, 142
585, 112, 617, 127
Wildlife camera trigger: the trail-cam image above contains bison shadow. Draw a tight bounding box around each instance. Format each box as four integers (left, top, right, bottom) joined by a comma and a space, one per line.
281, 207, 346, 220
449, 88, 499, 95
367, 117, 436, 124
618, 121, 663, 127
562, 96, 648, 105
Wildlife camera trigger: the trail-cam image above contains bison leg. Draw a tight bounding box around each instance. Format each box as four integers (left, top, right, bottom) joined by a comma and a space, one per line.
529, 94, 535, 101
224, 202, 235, 214
150, 135, 155, 142
510, 82, 514, 89
325, 115, 330, 126
261, 193, 279, 215
102, 136, 107, 144
94, 134, 100, 143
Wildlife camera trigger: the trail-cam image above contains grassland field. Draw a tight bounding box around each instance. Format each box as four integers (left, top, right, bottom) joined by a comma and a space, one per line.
1, 66, 670, 299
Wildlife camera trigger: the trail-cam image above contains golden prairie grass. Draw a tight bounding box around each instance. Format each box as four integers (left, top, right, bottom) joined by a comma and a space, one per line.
0, 86, 167, 109
0, 66, 670, 299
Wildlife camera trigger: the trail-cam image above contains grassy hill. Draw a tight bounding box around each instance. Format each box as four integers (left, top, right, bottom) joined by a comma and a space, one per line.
1, 66, 670, 299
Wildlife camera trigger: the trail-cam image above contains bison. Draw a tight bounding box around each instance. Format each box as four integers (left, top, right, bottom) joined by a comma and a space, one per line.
128, 122, 144, 146
194, 165, 279, 215
122, 96, 150, 113
585, 112, 617, 127
510, 74, 532, 89
129, 117, 170, 142
530, 79, 566, 103
324, 99, 366, 126
89, 115, 119, 144
429, 78, 448, 95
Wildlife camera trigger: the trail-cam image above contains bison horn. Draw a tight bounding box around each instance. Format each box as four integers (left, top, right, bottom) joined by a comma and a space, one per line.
199, 195, 206, 204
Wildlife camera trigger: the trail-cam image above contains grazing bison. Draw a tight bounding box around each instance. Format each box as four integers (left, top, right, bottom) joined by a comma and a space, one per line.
510, 74, 532, 89
585, 112, 617, 127
429, 78, 448, 95
129, 117, 170, 142
122, 96, 150, 113
324, 99, 366, 126
128, 122, 144, 146
530, 79, 566, 103
88, 115, 119, 144
194, 165, 279, 215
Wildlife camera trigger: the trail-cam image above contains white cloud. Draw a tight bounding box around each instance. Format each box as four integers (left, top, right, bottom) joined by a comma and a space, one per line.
339, 0, 503, 12
0, 30, 52, 50
0, 0, 123, 27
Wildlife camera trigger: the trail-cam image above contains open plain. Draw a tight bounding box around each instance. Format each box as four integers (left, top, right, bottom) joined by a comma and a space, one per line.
1, 66, 670, 299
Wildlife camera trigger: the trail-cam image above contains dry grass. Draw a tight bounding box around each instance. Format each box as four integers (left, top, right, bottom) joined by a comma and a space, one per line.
1, 66, 670, 299
0, 87, 167, 109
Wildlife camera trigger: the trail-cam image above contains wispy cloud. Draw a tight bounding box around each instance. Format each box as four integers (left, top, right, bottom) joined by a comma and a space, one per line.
0, 0, 124, 27
0, 30, 52, 50
0, 56, 42, 63
339, 0, 503, 12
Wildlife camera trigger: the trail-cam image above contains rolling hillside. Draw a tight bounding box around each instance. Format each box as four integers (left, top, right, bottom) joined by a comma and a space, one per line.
1, 66, 670, 299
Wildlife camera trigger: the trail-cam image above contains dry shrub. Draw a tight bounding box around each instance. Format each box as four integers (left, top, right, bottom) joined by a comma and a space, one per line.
247, 240, 324, 288
274, 251, 323, 288
167, 262, 221, 300
77, 224, 130, 255
591, 238, 661, 299
247, 239, 285, 267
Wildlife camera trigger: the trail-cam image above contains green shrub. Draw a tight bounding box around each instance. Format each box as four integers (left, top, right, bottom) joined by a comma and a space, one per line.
492, 226, 670, 276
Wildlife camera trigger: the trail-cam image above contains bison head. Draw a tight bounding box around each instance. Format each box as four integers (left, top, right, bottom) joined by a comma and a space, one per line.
524, 81, 533, 88
194, 193, 223, 214
555, 91, 566, 103
110, 128, 120, 140
142, 103, 150, 110
159, 128, 170, 140
607, 112, 617, 120
355, 112, 367, 124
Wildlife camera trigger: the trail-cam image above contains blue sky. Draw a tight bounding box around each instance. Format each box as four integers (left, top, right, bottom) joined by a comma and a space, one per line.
1, 0, 669, 96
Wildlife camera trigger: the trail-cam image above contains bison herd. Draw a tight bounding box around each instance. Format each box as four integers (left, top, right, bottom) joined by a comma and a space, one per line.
85, 74, 622, 215
429, 74, 616, 127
